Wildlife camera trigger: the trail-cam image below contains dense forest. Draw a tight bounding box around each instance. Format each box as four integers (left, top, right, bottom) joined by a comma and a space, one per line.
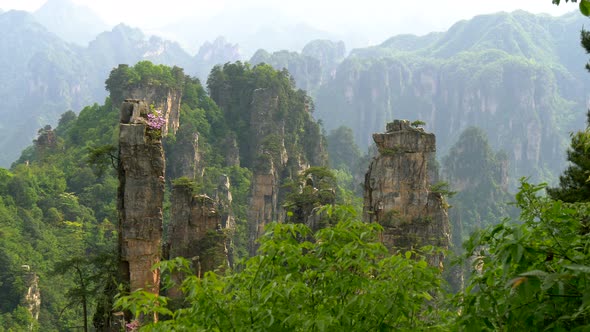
3, 1, 590, 331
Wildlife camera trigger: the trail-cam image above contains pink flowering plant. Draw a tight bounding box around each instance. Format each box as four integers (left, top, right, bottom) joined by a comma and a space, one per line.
125, 320, 140, 331
146, 109, 166, 139
147, 109, 165, 130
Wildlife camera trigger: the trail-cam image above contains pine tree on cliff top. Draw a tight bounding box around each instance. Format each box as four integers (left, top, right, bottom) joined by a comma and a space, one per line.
547, 111, 590, 202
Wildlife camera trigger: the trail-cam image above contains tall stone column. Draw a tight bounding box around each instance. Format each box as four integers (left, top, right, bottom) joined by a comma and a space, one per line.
363, 120, 450, 267
118, 99, 165, 298
165, 177, 232, 300
167, 186, 229, 275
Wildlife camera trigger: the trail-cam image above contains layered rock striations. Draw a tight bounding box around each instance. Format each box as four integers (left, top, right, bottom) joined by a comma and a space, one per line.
167, 178, 232, 276
247, 88, 287, 255
166, 131, 202, 180
124, 85, 182, 136
117, 99, 165, 297
314, 11, 590, 185
207, 63, 328, 256
363, 120, 450, 266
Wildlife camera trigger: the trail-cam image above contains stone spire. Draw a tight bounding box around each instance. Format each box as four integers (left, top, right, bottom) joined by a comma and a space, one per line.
117, 100, 165, 304
363, 120, 450, 266
167, 181, 231, 276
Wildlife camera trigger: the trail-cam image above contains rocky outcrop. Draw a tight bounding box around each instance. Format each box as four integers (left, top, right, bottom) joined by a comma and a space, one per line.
117, 100, 165, 300
363, 120, 450, 267
21, 265, 40, 325
223, 133, 240, 167
33, 125, 57, 150
216, 174, 235, 267
166, 131, 202, 180
250, 40, 345, 95
207, 63, 328, 256
314, 12, 590, 186
167, 180, 231, 275
125, 86, 182, 136
248, 157, 280, 255
247, 88, 289, 255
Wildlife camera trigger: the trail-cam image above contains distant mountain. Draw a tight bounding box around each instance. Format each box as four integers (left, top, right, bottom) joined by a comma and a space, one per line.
33, 0, 109, 45
0, 10, 94, 167
159, 7, 337, 57
0, 13, 229, 167
315, 10, 590, 186
250, 40, 345, 94
2, 7, 589, 188
85, 23, 195, 97
194, 37, 241, 81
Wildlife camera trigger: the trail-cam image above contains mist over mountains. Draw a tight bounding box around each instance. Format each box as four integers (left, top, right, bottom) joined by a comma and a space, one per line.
32, 0, 109, 45
1, 0, 588, 187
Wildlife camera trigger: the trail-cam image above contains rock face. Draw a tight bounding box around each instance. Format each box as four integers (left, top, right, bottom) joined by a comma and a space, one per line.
166, 131, 202, 180
248, 158, 280, 255
247, 88, 290, 255
167, 181, 231, 275
21, 266, 40, 324
315, 11, 590, 186
125, 86, 182, 136
207, 63, 328, 256
216, 175, 235, 267
363, 120, 450, 266
117, 99, 165, 298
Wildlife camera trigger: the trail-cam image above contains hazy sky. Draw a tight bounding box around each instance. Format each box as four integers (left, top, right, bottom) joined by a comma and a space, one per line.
0, 0, 576, 35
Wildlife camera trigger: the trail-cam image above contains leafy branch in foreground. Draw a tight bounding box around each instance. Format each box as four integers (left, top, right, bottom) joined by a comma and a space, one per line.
115, 206, 452, 331
457, 178, 590, 331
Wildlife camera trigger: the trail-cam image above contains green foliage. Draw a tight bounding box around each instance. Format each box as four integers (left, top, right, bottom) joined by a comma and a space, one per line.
86, 144, 118, 177
326, 126, 361, 172
379, 146, 404, 156
0, 94, 121, 330
116, 213, 451, 331
411, 120, 427, 128
548, 112, 590, 202
458, 179, 590, 330
553, 0, 590, 16
283, 167, 337, 226
207, 62, 326, 169
171, 177, 199, 191
316, 11, 583, 184
105, 62, 184, 105
443, 127, 515, 239
431, 181, 457, 198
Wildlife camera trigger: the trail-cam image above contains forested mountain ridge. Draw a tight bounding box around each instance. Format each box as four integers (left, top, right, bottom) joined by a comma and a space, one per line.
0, 10, 94, 169
0, 10, 235, 167
2, 8, 587, 188
0, 59, 329, 330
313, 10, 590, 186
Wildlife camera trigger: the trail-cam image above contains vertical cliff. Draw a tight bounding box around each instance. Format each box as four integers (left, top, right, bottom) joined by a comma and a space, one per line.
207, 63, 327, 256
247, 88, 288, 254
216, 175, 235, 267
315, 17, 585, 186
167, 180, 230, 275
117, 99, 165, 301
106, 62, 185, 137
21, 266, 40, 326
166, 131, 202, 180
363, 120, 450, 266
125, 85, 182, 136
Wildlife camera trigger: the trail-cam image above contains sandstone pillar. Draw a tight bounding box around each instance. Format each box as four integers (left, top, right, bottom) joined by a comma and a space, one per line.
118, 99, 165, 297
168, 181, 230, 276
363, 120, 450, 266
